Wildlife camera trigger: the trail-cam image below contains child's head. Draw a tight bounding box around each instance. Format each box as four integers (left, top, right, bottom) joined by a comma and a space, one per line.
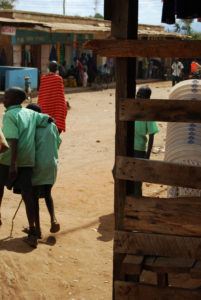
136, 86, 152, 99
4, 87, 26, 108
26, 103, 41, 113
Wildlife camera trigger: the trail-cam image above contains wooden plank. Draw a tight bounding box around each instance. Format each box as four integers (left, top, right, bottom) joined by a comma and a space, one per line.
124, 196, 201, 236
144, 256, 195, 274
115, 281, 201, 300
112, 0, 138, 294
190, 261, 201, 278
157, 273, 168, 287
116, 156, 201, 189
114, 231, 201, 259
84, 39, 201, 58
104, 0, 112, 20
119, 99, 201, 122
122, 255, 144, 275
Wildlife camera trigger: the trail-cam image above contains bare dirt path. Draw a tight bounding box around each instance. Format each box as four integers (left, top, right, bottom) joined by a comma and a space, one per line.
0, 81, 171, 300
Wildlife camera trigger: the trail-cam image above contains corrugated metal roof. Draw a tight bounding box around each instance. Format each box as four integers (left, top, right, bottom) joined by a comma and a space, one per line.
0, 17, 50, 29
43, 21, 110, 33
0, 16, 185, 38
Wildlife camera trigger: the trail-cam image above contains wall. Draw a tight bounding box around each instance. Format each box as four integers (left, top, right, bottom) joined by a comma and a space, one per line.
0, 31, 12, 65
0, 66, 38, 90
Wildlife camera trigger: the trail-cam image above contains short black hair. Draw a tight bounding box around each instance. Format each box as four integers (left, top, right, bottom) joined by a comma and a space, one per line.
26, 103, 41, 113
136, 86, 152, 99
5, 87, 26, 103
49, 61, 57, 73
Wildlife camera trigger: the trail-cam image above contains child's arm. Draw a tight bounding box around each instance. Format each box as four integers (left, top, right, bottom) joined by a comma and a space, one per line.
35, 112, 51, 128
9, 139, 18, 181
0, 128, 9, 154
146, 134, 154, 159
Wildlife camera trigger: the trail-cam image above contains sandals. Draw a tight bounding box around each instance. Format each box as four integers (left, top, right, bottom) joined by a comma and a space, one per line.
22, 227, 42, 239
50, 221, 60, 233
23, 235, 38, 248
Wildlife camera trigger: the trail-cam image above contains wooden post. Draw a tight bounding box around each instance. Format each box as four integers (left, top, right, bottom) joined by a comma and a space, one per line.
111, 0, 138, 296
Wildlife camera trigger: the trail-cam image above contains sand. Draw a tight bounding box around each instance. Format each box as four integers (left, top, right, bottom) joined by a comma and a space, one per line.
0, 81, 171, 299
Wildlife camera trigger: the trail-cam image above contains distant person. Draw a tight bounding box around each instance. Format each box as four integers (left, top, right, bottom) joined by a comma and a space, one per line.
38, 61, 67, 134
171, 58, 184, 86
142, 58, 149, 79
80, 53, 88, 70
59, 61, 67, 78
87, 54, 97, 86
190, 60, 201, 77
83, 67, 88, 87
133, 86, 159, 196
74, 57, 84, 86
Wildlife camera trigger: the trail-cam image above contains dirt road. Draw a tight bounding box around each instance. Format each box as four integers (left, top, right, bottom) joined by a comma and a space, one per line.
0, 81, 170, 299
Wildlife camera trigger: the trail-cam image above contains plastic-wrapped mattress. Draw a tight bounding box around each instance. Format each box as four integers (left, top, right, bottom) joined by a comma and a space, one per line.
164, 79, 201, 197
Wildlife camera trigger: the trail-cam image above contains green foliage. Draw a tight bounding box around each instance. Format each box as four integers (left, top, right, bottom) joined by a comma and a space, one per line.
190, 32, 201, 40
174, 19, 193, 36
174, 19, 201, 40
94, 13, 104, 19
0, 0, 15, 9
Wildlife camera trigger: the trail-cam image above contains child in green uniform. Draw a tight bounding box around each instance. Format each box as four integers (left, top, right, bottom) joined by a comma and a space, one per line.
27, 103, 61, 238
134, 86, 159, 196
0, 87, 51, 248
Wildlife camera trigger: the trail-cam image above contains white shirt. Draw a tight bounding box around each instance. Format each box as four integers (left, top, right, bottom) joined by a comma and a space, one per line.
171, 61, 184, 77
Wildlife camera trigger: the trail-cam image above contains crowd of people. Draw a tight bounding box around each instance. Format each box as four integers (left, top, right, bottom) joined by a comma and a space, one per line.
171, 58, 201, 86
0, 61, 67, 248
58, 53, 97, 87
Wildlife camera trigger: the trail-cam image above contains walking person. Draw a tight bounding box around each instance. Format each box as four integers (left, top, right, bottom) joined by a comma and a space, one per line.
171, 58, 184, 86
38, 61, 67, 134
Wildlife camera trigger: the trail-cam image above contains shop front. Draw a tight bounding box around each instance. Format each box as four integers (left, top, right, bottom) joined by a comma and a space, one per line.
12, 29, 93, 74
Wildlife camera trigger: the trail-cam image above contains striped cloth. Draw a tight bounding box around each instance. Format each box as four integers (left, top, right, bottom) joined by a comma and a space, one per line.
38, 73, 67, 131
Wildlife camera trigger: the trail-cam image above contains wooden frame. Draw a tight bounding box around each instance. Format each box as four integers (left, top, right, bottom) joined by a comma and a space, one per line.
84, 39, 201, 58
86, 0, 201, 298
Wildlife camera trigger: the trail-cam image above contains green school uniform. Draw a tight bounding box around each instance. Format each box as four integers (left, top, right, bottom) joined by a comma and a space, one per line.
0, 105, 49, 167
134, 121, 159, 151
32, 123, 62, 186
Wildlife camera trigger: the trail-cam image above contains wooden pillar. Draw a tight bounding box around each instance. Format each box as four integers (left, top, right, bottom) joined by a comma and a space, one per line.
111, 0, 138, 296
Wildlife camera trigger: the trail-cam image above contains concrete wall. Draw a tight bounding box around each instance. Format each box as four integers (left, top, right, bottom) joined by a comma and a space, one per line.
0, 66, 38, 90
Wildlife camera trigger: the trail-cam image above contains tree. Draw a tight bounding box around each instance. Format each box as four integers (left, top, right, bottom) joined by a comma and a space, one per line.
94, 13, 104, 19
0, 0, 15, 9
174, 19, 193, 36
174, 19, 201, 40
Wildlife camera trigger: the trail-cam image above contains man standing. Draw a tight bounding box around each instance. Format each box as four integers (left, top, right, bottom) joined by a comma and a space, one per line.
38, 61, 67, 134
171, 58, 184, 86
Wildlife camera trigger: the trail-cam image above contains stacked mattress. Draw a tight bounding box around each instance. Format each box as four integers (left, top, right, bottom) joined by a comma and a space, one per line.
164, 79, 201, 197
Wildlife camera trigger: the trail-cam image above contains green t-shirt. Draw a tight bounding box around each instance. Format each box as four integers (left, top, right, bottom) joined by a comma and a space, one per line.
0, 105, 49, 167
32, 123, 62, 186
134, 121, 159, 151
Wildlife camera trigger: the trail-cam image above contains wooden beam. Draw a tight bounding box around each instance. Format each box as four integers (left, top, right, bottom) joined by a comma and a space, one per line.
122, 255, 144, 275
104, 0, 112, 20
124, 196, 201, 236
84, 39, 201, 58
119, 99, 201, 122
114, 231, 201, 259
191, 261, 201, 278
112, 1, 138, 295
115, 281, 201, 300
116, 156, 201, 189
144, 256, 195, 274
